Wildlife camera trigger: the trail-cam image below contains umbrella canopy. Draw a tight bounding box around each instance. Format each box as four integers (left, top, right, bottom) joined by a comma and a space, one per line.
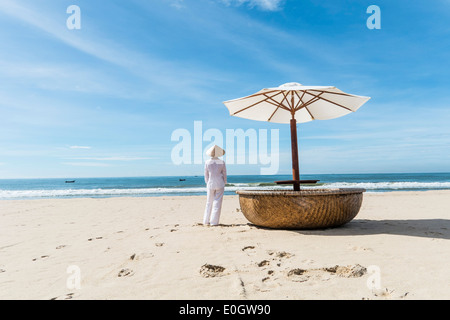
224, 82, 370, 124
223, 82, 370, 190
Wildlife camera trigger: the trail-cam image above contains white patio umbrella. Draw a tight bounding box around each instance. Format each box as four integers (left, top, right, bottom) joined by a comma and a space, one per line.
223, 82, 370, 191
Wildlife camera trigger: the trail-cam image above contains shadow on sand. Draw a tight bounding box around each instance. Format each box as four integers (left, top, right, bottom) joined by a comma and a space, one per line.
252, 219, 450, 240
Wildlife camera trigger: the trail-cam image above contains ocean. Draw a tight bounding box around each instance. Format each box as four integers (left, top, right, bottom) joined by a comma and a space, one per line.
1, 173, 450, 200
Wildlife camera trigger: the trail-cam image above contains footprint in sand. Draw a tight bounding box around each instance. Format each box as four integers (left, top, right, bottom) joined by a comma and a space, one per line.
323, 264, 367, 278
50, 293, 77, 300
257, 260, 270, 267
199, 264, 226, 278
287, 264, 367, 283
242, 246, 257, 256
130, 252, 154, 261
425, 231, 443, 236
118, 268, 134, 278
0, 269, 5, 273
88, 237, 103, 241
267, 250, 293, 259
63, 293, 76, 300
364, 289, 408, 300
155, 243, 164, 247
128, 253, 154, 260
32, 255, 50, 262
261, 269, 276, 283
56, 245, 66, 250
349, 246, 374, 252
372, 288, 395, 298
287, 269, 312, 282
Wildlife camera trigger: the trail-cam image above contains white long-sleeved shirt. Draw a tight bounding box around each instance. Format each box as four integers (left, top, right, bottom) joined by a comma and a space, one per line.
204, 157, 227, 189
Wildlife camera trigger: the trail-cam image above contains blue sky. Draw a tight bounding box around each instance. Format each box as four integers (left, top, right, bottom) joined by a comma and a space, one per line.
0, 0, 449, 178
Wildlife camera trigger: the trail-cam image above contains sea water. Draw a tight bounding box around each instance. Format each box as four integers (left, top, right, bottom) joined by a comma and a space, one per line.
1, 173, 450, 200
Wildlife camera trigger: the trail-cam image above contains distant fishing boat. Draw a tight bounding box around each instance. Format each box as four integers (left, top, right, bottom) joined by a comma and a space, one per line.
179, 179, 186, 181
65, 180, 76, 183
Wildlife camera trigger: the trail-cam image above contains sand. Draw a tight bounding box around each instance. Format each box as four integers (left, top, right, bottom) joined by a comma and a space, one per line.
0, 191, 449, 300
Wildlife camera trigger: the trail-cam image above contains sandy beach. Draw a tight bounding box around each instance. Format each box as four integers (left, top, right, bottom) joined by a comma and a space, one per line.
0, 191, 449, 300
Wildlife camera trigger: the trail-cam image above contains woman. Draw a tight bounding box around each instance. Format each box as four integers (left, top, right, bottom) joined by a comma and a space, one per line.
203, 145, 227, 226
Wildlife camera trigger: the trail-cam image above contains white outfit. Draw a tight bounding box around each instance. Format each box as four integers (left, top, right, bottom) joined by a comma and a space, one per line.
203, 157, 227, 226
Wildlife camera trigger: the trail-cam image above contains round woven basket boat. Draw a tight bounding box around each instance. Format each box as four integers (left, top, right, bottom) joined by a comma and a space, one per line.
236, 188, 365, 229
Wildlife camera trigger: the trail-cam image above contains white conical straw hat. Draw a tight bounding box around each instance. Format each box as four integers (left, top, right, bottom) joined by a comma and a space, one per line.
206, 145, 225, 157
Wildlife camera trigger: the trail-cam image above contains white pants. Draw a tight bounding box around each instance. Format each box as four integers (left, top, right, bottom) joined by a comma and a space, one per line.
203, 188, 225, 226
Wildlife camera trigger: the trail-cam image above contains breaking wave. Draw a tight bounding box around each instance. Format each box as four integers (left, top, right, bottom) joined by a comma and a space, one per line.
1, 181, 450, 199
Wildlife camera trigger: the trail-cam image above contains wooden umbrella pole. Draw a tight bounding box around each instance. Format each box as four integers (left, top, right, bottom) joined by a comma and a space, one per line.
290, 118, 300, 191
290, 115, 300, 191
289, 91, 300, 191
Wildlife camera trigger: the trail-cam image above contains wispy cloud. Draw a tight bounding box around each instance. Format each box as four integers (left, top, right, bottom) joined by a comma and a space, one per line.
0, 60, 147, 99
220, 0, 284, 11
0, 1, 120, 66
63, 162, 113, 167
0, 0, 228, 102
67, 156, 152, 161
170, 0, 186, 10
70, 146, 92, 150
134, 0, 348, 88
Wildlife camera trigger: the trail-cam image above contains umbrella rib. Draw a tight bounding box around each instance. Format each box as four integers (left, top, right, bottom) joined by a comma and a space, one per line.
267, 107, 280, 122
264, 99, 289, 110
232, 91, 284, 116
295, 92, 322, 111
229, 89, 281, 102
268, 92, 289, 121
308, 89, 355, 97
295, 91, 316, 120
263, 93, 291, 112
293, 91, 306, 110
304, 106, 315, 120
299, 97, 320, 110
296, 90, 316, 120
305, 91, 354, 112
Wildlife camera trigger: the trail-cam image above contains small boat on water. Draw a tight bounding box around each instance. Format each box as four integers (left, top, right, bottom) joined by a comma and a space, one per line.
65, 180, 76, 183
179, 179, 186, 182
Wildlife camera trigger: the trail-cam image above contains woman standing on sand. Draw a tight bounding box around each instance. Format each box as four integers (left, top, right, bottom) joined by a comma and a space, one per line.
203, 145, 227, 226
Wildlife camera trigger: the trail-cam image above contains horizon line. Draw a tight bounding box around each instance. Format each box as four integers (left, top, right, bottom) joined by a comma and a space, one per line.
1, 171, 450, 180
